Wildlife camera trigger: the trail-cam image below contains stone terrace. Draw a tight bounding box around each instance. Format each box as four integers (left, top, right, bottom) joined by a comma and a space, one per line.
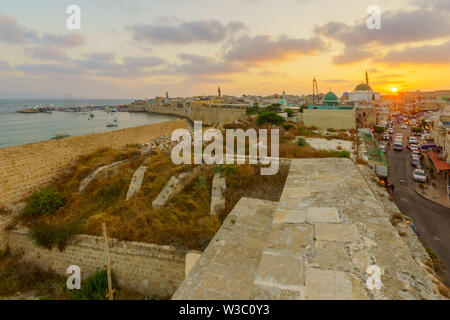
173, 158, 442, 300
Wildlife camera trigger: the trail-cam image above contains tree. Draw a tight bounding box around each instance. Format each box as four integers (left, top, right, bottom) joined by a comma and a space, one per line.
257, 112, 285, 125
412, 127, 423, 134
284, 108, 294, 117
373, 126, 386, 135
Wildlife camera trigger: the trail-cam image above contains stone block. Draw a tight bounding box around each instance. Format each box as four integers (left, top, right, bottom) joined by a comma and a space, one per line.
315, 223, 360, 242
306, 207, 340, 223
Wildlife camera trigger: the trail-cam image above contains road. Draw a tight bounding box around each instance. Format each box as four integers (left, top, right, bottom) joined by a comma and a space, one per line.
386, 125, 450, 285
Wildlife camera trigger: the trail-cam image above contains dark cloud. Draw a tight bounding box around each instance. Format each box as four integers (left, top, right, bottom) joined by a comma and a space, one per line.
123, 56, 166, 70
26, 47, 68, 60
0, 14, 38, 43
224, 35, 325, 63
332, 46, 374, 65
379, 41, 450, 65
41, 33, 86, 47
128, 19, 246, 44
167, 53, 239, 75
15, 63, 86, 75
315, 6, 450, 64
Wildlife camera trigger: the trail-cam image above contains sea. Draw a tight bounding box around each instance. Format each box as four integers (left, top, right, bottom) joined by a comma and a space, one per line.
0, 99, 184, 148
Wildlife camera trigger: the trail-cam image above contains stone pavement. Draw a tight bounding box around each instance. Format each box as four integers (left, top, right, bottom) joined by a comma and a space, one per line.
173, 158, 445, 300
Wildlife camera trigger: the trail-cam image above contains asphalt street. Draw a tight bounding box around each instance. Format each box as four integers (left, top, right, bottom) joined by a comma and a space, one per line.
386, 126, 450, 285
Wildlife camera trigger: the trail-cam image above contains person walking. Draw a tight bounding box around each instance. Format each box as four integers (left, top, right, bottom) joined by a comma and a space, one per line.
390, 183, 395, 196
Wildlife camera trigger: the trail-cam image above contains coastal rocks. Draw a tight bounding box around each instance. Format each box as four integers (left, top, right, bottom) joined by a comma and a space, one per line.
210, 173, 226, 215
78, 160, 127, 193
125, 165, 148, 201
141, 136, 172, 155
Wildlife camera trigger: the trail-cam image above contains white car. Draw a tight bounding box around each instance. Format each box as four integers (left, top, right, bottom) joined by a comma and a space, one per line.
408, 137, 418, 144
401, 124, 407, 129
413, 169, 427, 182
387, 128, 394, 134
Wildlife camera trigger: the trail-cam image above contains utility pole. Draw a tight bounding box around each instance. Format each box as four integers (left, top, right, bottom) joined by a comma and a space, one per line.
102, 223, 114, 300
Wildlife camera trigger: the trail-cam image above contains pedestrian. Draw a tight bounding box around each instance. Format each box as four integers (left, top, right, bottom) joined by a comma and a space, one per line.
390, 183, 395, 195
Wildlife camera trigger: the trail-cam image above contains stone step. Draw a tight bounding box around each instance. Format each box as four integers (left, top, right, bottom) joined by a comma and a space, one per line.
172, 197, 278, 300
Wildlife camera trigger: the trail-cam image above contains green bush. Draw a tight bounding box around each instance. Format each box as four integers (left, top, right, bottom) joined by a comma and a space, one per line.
257, 112, 285, 125
283, 124, 294, 131
22, 186, 65, 217
327, 128, 335, 132
214, 164, 236, 177
284, 108, 294, 117
333, 150, 351, 158
30, 223, 80, 249
296, 137, 308, 147
246, 106, 259, 115
73, 269, 111, 300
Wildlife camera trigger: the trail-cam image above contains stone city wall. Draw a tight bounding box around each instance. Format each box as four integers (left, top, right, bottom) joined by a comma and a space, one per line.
0, 119, 188, 209
5, 230, 188, 297
130, 102, 246, 127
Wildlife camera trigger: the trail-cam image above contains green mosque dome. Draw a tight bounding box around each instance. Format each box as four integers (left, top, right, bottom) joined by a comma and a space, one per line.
355, 83, 372, 91
323, 91, 338, 101
323, 91, 339, 106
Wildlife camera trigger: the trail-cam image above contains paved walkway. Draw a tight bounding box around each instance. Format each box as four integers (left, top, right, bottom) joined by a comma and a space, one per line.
173, 158, 443, 300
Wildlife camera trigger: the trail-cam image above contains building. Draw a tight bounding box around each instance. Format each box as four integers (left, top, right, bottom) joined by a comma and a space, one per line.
298, 90, 356, 129
349, 71, 380, 103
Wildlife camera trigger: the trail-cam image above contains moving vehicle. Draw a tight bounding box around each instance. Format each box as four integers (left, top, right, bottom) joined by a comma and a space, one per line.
382, 134, 389, 140
387, 128, 394, 134
408, 136, 418, 144
401, 124, 407, 129
413, 169, 427, 183
411, 157, 421, 167
394, 140, 403, 151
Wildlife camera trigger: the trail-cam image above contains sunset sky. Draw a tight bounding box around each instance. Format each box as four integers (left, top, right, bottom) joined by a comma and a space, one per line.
0, 0, 449, 99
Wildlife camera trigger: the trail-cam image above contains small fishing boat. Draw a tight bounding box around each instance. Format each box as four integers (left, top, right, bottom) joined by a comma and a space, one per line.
106, 122, 118, 127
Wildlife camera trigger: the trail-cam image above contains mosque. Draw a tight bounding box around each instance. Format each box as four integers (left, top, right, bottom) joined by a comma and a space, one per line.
348, 71, 380, 103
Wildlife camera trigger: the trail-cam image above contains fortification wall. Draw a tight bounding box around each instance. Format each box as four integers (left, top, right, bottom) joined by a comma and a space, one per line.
131, 102, 246, 126
5, 230, 186, 297
301, 109, 356, 130
0, 119, 188, 209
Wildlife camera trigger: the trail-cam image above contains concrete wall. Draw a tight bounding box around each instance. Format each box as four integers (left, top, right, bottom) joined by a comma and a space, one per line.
131, 102, 246, 126
5, 230, 187, 297
0, 120, 188, 209
301, 109, 356, 130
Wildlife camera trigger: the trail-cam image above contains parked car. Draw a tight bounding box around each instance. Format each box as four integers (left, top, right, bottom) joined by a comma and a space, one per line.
387, 128, 394, 134
382, 134, 389, 140
401, 124, 407, 129
379, 143, 387, 153
413, 169, 427, 182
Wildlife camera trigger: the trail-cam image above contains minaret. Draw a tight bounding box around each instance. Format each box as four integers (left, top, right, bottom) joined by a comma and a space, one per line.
283, 90, 286, 108
218, 86, 221, 98
365, 70, 369, 85
165, 91, 169, 99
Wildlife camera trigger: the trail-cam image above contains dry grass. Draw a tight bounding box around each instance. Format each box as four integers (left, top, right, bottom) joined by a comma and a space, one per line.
437, 284, 450, 298
0, 248, 146, 300
20, 145, 290, 251
279, 142, 350, 159
222, 162, 290, 218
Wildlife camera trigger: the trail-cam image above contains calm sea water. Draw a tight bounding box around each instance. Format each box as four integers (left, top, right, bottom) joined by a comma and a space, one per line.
0, 99, 184, 148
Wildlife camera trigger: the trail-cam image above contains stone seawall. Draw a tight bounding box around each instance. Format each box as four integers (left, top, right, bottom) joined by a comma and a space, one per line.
0, 119, 188, 209
5, 230, 186, 297
130, 103, 246, 126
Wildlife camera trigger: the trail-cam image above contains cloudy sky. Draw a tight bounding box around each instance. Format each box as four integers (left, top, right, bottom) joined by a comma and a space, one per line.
0, 0, 449, 98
